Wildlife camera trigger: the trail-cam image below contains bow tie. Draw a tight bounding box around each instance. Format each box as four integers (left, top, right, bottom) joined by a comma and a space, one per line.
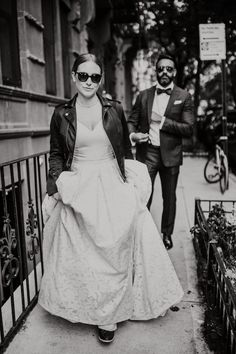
156, 87, 172, 95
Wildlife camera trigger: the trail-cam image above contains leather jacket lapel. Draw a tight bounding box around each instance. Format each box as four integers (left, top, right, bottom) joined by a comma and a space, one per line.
63, 94, 77, 132
98, 94, 112, 123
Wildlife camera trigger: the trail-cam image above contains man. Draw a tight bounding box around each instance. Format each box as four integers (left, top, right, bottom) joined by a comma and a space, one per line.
128, 54, 194, 250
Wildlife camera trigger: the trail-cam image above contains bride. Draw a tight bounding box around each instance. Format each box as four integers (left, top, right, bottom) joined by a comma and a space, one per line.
38, 53, 184, 344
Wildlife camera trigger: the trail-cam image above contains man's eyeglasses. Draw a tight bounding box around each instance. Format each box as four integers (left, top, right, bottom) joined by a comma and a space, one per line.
75, 72, 102, 84
157, 66, 174, 74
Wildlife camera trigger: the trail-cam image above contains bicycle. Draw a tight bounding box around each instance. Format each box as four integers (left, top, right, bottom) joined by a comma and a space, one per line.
204, 136, 229, 194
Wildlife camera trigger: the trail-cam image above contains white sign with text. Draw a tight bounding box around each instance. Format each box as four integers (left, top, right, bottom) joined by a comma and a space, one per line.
199, 23, 226, 60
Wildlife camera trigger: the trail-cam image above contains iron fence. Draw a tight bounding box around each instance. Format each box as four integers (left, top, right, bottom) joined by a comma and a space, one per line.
0, 152, 49, 352
193, 198, 236, 354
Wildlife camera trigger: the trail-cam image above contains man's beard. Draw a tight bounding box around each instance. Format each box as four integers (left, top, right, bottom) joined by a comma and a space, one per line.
158, 75, 172, 87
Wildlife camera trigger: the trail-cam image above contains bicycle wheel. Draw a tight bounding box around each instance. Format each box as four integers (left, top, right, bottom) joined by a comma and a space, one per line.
219, 155, 229, 193
204, 155, 221, 183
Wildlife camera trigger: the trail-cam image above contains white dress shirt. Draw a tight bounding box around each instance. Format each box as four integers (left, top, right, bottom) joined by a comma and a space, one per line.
149, 82, 174, 146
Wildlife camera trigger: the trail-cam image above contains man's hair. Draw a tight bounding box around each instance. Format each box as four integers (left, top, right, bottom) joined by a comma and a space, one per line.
72, 53, 103, 74
156, 54, 177, 69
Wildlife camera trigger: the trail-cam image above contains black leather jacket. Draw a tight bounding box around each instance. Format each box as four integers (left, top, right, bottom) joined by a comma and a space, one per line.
47, 93, 133, 195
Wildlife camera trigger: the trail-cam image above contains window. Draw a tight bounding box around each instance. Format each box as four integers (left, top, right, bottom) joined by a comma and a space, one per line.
0, 0, 21, 87
42, 0, 56, 95
60, 1, 71, 98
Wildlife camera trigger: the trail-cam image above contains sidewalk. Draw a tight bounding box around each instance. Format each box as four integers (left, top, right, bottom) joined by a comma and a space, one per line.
4, 157, 236, 354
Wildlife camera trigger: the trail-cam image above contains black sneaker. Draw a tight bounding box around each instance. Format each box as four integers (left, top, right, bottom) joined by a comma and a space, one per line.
163, 234, 173, 250
98, 328, 115, 343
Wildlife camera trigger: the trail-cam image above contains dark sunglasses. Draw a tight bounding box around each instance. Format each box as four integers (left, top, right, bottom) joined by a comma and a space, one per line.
76, 72, 102, 84
157, 66, 174, 73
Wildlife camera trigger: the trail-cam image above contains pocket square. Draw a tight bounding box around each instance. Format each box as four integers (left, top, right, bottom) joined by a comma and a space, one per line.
174, 100, 182, 105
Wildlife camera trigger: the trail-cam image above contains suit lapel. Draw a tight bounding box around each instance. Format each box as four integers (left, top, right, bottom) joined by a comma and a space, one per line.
164, 84, 179, 117
147, 86, 156, 123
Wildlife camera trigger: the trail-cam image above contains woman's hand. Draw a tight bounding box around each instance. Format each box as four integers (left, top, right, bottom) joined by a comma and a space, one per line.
52, 192, 61, 200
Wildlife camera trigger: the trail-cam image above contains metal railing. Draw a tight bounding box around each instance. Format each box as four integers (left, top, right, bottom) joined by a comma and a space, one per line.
0, 151, 49, 352
193, 198, 236, 354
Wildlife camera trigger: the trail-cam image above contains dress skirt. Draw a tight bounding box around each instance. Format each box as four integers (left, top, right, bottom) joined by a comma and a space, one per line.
38, 157, 184, 326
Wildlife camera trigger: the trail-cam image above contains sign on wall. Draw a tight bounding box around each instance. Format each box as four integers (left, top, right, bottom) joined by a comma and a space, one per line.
199, 23, 226, 60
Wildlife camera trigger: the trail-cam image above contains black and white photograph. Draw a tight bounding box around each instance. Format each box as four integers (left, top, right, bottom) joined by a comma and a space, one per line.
0, 1, 236, 353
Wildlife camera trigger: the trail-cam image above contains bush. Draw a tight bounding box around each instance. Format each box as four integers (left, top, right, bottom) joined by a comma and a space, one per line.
191, 203, 236, 286
206, 204, 236, 286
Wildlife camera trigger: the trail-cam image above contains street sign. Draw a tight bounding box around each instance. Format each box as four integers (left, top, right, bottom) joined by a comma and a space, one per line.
199, 23, 226, 60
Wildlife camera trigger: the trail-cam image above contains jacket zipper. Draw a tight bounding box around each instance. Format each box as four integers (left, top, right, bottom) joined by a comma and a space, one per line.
103, 108, 126, 182
65, 121, 70, 152
65, 120, 76, 169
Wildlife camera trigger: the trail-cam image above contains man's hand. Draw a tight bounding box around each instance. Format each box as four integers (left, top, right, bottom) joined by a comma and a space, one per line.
131, 132, 149, 144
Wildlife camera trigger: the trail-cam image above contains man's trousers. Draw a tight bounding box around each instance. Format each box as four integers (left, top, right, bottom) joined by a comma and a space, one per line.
145, 144, 179, 237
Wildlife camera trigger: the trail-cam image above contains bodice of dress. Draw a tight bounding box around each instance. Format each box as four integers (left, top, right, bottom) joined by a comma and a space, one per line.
71, 120, 114, 171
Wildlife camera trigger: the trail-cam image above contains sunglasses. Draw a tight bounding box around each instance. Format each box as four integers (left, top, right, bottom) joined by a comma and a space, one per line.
157, 66, 174, 73
75, 72, 102, 84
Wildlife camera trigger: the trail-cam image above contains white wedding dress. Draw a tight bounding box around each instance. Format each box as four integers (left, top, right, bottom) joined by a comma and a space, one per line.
38, 120, 184, 325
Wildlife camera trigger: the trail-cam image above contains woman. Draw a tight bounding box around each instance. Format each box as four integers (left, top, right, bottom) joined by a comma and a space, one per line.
39, 53, 184, 344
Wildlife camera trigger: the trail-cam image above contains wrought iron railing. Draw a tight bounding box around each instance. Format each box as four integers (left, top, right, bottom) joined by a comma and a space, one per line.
193, 198, 236, 354
0, 151, 49, 352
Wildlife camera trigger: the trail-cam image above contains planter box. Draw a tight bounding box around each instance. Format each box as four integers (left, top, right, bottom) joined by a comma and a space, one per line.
193, 198, 236, 354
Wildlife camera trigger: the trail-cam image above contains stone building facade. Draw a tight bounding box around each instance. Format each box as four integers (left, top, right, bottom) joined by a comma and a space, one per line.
0, 0, 137, 164
0, 2, 139, 339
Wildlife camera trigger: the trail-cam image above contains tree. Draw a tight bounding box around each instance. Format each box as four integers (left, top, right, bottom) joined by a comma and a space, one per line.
114, 0, 236, 110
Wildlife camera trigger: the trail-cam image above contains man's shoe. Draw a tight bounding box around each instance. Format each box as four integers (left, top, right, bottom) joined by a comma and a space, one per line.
163, 234, 173, 250
98, 328, 115, 343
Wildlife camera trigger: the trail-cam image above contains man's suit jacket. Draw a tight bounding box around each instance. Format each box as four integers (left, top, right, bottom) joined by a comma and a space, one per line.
127, 84, 194, 167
